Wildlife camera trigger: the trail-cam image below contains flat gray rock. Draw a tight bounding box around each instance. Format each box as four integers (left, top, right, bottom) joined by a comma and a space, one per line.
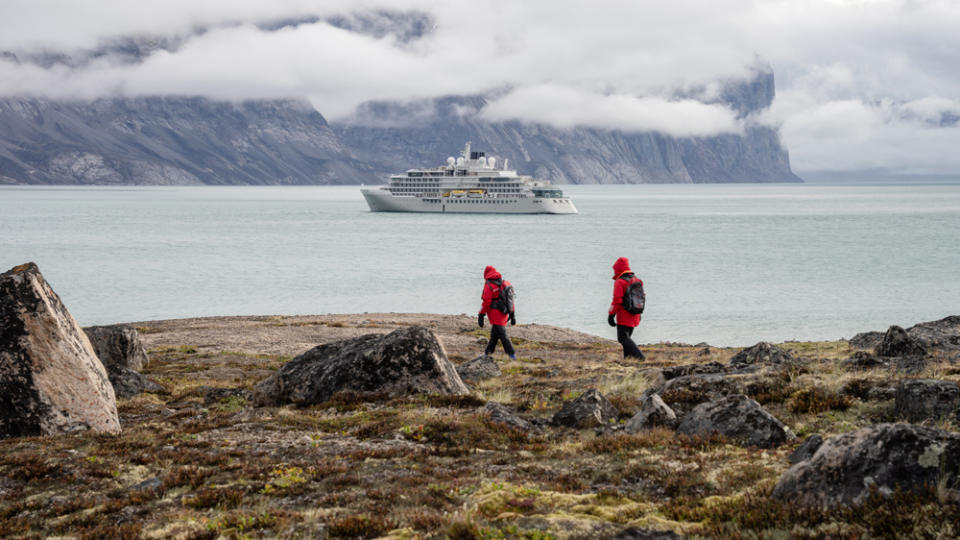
1, 263, 120, 438
483, 402, 536, 433
457, 354, 501, 382
676, 394, 792, 448
253, 325, 468, 406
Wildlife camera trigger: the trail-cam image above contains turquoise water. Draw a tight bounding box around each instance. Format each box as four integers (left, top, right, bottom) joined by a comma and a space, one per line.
2, 183, 959, 346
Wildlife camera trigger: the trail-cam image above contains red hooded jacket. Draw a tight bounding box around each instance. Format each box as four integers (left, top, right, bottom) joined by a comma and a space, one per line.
609, 257, 642, 327
479, 265, 510, 326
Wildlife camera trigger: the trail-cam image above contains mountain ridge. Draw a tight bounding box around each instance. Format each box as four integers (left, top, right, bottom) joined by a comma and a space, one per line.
0, 70, 800, 185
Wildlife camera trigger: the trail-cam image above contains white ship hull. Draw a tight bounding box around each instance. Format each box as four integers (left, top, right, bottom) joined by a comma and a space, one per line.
362, 187, 578, 214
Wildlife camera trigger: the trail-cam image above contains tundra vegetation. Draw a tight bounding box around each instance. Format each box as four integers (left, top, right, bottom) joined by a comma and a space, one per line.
1, 314, 959, 539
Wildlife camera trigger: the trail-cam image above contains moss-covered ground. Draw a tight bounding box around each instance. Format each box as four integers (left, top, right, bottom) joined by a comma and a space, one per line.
1, 317, 959, 539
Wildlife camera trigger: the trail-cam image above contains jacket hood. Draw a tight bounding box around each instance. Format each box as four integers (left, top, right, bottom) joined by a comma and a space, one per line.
612, 257, 632, 279
484, 265, 502, 280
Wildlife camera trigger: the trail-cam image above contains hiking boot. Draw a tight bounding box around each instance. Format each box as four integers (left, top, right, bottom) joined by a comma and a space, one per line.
509, 354, 517, 361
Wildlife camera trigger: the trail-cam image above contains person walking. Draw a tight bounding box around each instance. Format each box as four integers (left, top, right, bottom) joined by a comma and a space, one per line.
608, 257, 646, 361
478, 265, 517, 360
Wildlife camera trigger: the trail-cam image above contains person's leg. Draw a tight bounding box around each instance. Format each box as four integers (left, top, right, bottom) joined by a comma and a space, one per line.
489, 325, 515, 358
484, 327, 498, 355
617, 325, 645, 359
498, 326, 516, 358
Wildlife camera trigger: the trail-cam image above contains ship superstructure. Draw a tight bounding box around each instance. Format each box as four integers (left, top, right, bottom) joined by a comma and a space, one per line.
360, 143, 577, 214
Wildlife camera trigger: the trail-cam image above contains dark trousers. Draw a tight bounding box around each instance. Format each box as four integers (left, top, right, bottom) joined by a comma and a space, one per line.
485, 324, 515, 356
617, 325, 645, 359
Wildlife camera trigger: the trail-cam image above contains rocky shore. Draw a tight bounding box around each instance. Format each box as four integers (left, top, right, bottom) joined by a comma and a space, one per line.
3, 263, 960, 539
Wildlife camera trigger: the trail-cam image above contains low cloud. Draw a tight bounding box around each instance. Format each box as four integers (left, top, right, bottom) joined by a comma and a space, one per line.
483, 84, 742, 137
765, 93, 960, 174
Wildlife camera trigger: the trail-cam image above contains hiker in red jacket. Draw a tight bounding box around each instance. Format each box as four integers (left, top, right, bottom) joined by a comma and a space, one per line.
608, 257, 646, 360
478, 265, 517, 360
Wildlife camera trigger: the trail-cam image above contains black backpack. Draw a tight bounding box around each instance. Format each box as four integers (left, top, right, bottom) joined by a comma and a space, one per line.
621, 274, 645, 315
489, 279, 515, 314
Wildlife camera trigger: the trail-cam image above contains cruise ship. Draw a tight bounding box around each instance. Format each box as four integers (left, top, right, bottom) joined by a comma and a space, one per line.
360, 143, 577, 214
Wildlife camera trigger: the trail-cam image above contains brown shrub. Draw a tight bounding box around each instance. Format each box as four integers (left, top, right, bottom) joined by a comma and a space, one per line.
3, 454, 66, 481
582, 428, 675, 454
162, 465, 214, 489
787, 387, 854, 414
327, 514, 397, 538
840, 378, 874, 400
78, 522, 143, 540
182, 486, 244, 509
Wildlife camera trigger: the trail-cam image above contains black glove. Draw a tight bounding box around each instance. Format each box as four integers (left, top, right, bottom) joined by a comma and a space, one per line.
478, 313, 485, 328
509, 312, 516, 326
608, 313, 617, 327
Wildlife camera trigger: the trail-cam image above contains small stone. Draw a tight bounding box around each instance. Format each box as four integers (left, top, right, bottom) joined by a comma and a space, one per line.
624, 394, 677, 433
875, 325, 926, 357
728, 342, 793, 371
457, 354, 501, 382
484, 402, 535, 433
552, 389, 619, 429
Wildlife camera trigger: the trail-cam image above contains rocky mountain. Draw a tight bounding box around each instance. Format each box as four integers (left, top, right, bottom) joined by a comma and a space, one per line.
0, 97, 374, 185
333, 68, 800, 184
0, 68, 799, 185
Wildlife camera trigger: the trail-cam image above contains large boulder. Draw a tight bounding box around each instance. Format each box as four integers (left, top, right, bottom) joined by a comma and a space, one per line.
83, 324, 149, 371
624, 393, 677, 433
875, 325, 926, 357
551, 389, 619, 429
772, 423, 960, 506
676, 394, 792, 448
894, 379, 960, 423
0, 263, 120, 438
253, 326, 468, 406
728, 342, 793, 371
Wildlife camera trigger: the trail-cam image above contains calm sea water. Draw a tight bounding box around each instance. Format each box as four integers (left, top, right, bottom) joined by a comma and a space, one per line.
2, 183, 959, 346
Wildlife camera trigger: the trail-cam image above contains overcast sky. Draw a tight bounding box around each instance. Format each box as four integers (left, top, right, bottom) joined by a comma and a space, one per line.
1, 0, 959, 175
